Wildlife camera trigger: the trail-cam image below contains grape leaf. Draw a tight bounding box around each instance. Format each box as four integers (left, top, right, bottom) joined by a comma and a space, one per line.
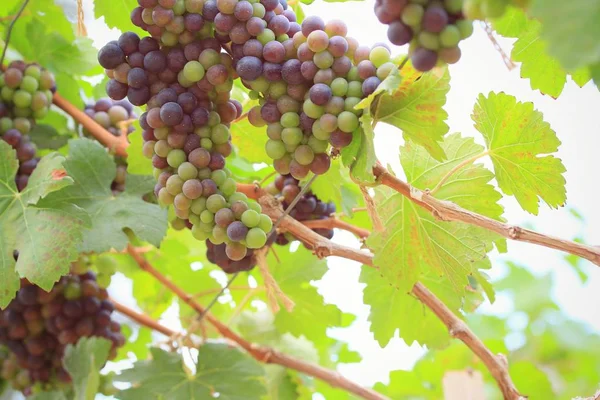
340, 113, 377, 184
28, 124, 71, 151
126, 122, 153, 176
270, 246, 348, 345
63, 337, 111, 400
231, 116, 270, 164
0, 142, 90, 308
510, 361, 554, 398
529, 0, 600, 71
44, 139, 168, 252
371, 66, 450, 161
116, 344, 267, 400
94, 0, 147, 35
366, 133, 503, 295
472, 92, 566, 215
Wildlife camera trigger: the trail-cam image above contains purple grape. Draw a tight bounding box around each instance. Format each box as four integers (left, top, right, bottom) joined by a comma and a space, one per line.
227, 221, 249, 242
423, 6, 448, 33
387, 21, 413, 46
301, 16, 325, 36
236, 56, 263, 81
160, 102, 184, 126
281, 59, 304, 84
309, 83, 332, 106
411, 47, 438, 72
98, 43, 126, 69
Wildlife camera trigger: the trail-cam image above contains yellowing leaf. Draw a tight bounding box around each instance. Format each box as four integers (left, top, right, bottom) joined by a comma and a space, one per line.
472, 92, 566, 215
371, 66, 450, 161
231, 116, 270, 164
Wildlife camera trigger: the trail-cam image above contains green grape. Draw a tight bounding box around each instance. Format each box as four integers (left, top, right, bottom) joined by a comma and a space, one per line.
208, 111, 221, 126
21, 76, 39, 93
294, 144, 315, 165
258, 29, 276, 45
158, 188, 175, 205
281, 127, 303, 146
33, 108, 48, 119
24, 65, 41, 79
246, 227, 267, 249
419, 32, 440, 50
266, 139, 287, 159
96, 273, 112, 289
152, 167, 163, 180
313, 51, 334, 69
178, 162, 198, 180
1, 86, 14, 102
456, 20, 474, 39
199, 50, 221, 69
229, 192, 248, 203
439, 25, 461, 48
211, 169, 228, 186
166, 175, 185, 195
268, 81, 287, 98
13, 117, 30, 133
201, 209, 215, 223
195, 126, 211, 138
0, 117, 13, 132
331, 78, 349, 96
191, 197, 207, 214
250, 76, 270, 93
212, 225, 228, 244
267, 123, 283, 140
303, 99, 324, 119
462, 0, 484, 20
211, 124, 230, 144
284, 142, 298, 153
248, 201, 262, 213
189, 214, 200, 225
401, 4, 425, 27
338, 111, 359, 133
64, 282, 82, 300
200, 138, 213, 150
162, 31, 179, 46
258, 214, 273, 232
376, 62, 395, 80
369, 46, 391, 68
154, 140, 171, 157
308, 136, 329, 153
344, 97, 362, 114
14, 107, 32, 118
347, 66, 360, 81
253, 2, 266, 17
481, 0, 507, 18
198, 167, 212, 179
221, 178, 237, 197
347, 81, 363, 98
206, 194, 227, 213
192, 224, 210, 240
281, 112, 300, 128
167, 150, 187, 169
241, 209, 260, 227
311, 121, 331, 141
13, 90, 32, 108
183, 61, 206, 82
444, 0, 463, 13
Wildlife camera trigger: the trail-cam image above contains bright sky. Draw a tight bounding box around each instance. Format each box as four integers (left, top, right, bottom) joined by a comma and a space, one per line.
75, 0, 600, 391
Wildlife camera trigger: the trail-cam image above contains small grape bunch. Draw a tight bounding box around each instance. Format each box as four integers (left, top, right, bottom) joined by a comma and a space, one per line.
84, 98, 136, 137
267, 174, 335, 245
0, 60, 56, 130
1, 127, 38, 191
374, 0, 474, 71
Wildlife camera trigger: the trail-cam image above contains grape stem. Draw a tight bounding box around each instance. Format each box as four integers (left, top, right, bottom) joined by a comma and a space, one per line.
125, 244, 388, 400
0, 0, 30, 66
301, 218, 370, 238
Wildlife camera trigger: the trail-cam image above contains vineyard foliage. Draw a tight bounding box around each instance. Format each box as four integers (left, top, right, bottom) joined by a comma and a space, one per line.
0, 0, 599, 399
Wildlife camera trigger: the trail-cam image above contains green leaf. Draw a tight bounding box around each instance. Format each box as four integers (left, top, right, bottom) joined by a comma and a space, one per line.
0, 142, 90, 307
95, 0, 147, 35
28, 124, 71, 150
530, 0, 600, 71
44, 139, 168, 252
472, 92, 566, 215
63, 337, 112, 400
29, 392, 68, 400
491, 6, 530, 37
126, 122, 153, 176
55, 73, 84, 109
231, 116, 270, 164
341, 113, 377, 184
356, 63, 403, 110
510, 361, 554, 398
371, 65, 450, 161
373, 370, 430, 398
117, 345, 267, 400
366, 134, 503, 295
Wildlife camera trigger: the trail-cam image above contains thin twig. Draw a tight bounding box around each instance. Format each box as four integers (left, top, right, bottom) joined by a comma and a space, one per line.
0, 0, 30, 66
193, 286, 256, 298
429, 150, 489, 195
112, 299, 177, 338
126, 244, 386, 400
196, 272, 240, 322
232, 112, 248, 123
372, 164, 600, 267
255, 246, 295, 312
302, 218, 370, 238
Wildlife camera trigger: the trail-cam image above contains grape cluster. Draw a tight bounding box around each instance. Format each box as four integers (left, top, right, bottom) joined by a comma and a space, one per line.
1, 127, 39, 191
374, 0, 474, 71
0, 273, 124, 394
84, 98, 136, 137
267, 174, 335, 245
206, 240, 256, 273
99, 30, 274, 265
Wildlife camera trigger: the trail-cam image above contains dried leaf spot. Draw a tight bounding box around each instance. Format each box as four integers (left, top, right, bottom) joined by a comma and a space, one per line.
51, 169, 68, 180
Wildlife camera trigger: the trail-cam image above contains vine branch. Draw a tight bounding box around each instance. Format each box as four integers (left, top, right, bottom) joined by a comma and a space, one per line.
301, 218, 370, 238
372, 164, 600, 267
125, 244, 387, 400
0, 0, 30, 66
429, 150, 489, 195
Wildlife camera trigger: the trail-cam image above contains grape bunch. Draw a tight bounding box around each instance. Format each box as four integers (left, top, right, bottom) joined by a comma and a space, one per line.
267, 174, 335, 245
1, 127, 39, 191
0, 273, 124, 395
84, 98, 136, 137
99, 30, 274, 267
374, 0, 474, 71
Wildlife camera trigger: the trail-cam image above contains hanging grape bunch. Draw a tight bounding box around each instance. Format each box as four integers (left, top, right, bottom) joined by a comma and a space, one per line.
98, 29, 274, 266
0, 273, 124, 395
267, 174, 336, 245
0, 61, 56, 191
374, 0, 474, 71
84, 98, 136, 137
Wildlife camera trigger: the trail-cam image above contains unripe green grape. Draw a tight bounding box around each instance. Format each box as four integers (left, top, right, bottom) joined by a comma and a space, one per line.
1, 86, 14, 101
377, 62, 395, 80
294, 144, 315, 165
21, 76, 39, 93
248, 201, 262, 213
143, 141, 156, 158
153, 168, 163, 180
266, 139, 287, 159
277, 34, 289, 42
313, 51, 334, 69
229, 192, 248, 204
281, 112, 300, 128
211, 124, 230, 144
192, 224, 210, 240
249, 77, 270, 93
13, 107, 31, 118
347, 66, 360, 81
0, 117, 13, 132
199, 50, 221, 69
39, 71, 55, 91
369, 46, 391, 68
33, 108, 48, 119
267, 123, 283, 140
211, 169, 228, 186
183, 61, 205, 82
212, 225, 228, 244
24, 65, 41, 79
253, 2, 266, 17
246, 227, 267, 249
318, 114, 338, 133
401, 4, 425, 27
167, 175, 185, 195
347, 81, 363, 98
154, 140, 172, 157
419, 31, 440, 50
344, 97, 362, 115
201, 209, 215, 223
97, 273, 112, 289
284, 142, 298, 153
198, 167, 212, 179
13, 90, 32, 108
258, 29, 276, 45
311, 121, 331, 141
178, 71, 194, 88
456, 20, 474, 39
200, 138, 213, 150
196, 126, 211, 138
258, 214, 273, 232
159, 188, 175, 205
153, 127, 168, 140
189, 214, 200, 225
191, 197, 207, 214
13, 117, 31, 133
208, 111, 221, 126
303, 99, 324, 119
268, 81, 287, 98
221, 178, 237, 197
462, 0, 484, 20
331, 78, 349, 97
167, 149, 187, 168
481, 0, 507, 18
241, 209, 260, 228
282, 127, 303, 146
308, 136, 329, 153
338, 111, 359, 133
207, 194, 227, 213
64, 282, 82, 300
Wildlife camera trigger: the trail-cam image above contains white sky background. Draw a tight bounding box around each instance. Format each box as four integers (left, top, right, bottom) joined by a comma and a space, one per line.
76, 0, 600, 390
